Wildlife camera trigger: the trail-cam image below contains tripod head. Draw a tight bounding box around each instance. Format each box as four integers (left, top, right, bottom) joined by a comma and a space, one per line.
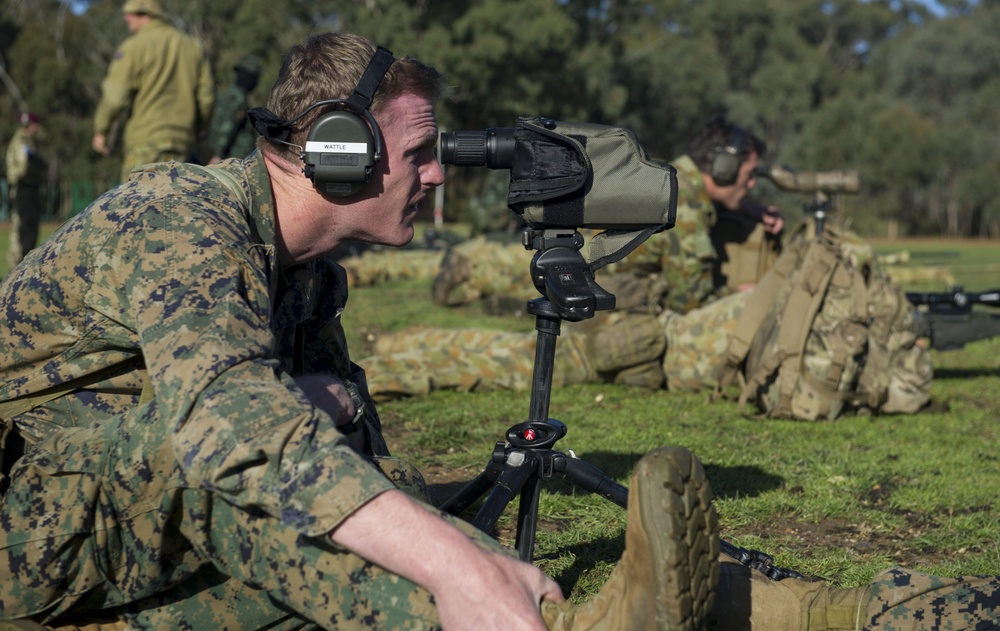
523, 228, 615, 321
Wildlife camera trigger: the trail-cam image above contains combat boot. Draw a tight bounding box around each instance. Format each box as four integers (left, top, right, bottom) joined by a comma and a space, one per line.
542, 446, 720, 631
707, 555, 868, 630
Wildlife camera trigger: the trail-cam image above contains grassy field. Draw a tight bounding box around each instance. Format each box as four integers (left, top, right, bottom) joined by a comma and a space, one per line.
3, 221, 998, 602
342, 234, 1000, 601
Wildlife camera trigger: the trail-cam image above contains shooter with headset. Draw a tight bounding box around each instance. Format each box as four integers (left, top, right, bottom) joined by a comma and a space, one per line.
0, 32, 721, 631
596, 114, 783, 317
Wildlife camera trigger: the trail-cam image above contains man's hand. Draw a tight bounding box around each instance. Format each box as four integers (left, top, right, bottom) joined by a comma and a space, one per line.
331, 490, 563, 630
759, 206, 784, 234
293, 374, 365, 450
92, 133, 110, 156
739, 200, 784, 235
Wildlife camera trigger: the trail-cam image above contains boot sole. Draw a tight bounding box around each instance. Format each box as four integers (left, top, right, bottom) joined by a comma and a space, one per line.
633, 446, 720, 631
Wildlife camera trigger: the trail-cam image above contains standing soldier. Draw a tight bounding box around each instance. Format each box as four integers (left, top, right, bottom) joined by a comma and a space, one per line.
4, 112, 47, 273
91, 0, 214, 182
209, 54, 263, 163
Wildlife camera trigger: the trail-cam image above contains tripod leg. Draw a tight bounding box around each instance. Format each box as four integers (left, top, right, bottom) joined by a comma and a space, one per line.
558, 454, 628, 508
515, 475, 543, 562
437, 467, 496, 516
470, 454, 535, 534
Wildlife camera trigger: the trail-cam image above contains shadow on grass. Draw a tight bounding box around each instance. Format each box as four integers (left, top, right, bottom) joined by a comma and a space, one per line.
427, 455, 784, 509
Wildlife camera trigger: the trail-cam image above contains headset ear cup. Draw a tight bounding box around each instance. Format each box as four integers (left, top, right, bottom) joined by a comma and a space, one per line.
302, 108, 379, 197
711, 151, 740, 186
710, 125, 747, 187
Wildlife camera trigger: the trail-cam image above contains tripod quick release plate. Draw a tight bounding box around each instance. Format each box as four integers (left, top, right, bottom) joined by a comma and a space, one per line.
506, 420, 568, 449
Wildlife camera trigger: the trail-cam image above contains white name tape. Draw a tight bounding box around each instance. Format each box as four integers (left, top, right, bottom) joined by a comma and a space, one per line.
305, 141, 368, 154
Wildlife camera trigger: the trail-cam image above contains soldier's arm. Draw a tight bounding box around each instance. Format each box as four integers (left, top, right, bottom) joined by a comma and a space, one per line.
93, 42, 138, 137
195, 48, 215, 139
330, 489, 562, 631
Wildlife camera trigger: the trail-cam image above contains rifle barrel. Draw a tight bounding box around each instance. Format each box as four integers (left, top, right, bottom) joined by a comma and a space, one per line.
906, 288, 1000, 311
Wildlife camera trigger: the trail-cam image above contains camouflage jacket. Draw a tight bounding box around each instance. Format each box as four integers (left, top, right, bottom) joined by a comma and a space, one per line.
5, 127, 46, 188
209, 84, 256, 160
94, 18, 214, 151
604, 154, 724, 314
0, 151, 393, 537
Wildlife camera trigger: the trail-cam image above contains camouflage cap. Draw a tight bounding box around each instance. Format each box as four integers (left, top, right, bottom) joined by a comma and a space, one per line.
122, 0, 166, 19
234, 54, 263, 77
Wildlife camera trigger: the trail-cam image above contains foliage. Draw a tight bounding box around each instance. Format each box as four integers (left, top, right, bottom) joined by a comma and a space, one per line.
2, 0, 999, 236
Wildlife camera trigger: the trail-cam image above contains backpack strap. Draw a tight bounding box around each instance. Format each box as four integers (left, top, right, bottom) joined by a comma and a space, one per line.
717, 236, 803, 394
769, 239, 842, 416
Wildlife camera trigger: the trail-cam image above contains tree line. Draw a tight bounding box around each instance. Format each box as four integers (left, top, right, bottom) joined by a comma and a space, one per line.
2, 0, 998, 238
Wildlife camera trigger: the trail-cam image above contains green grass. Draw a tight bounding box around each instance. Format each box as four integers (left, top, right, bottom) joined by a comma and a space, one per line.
344, 240, 1000, 602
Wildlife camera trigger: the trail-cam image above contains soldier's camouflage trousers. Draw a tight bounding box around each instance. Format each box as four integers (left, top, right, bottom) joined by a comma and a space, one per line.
0, 400, 506, 630
340, 248, 445, 287
359, 291, 749, 401
430, 238, 536, 306
711, 556, 1000, 631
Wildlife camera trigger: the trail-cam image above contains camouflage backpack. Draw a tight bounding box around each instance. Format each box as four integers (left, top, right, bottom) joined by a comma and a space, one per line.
718, 220, 932, 420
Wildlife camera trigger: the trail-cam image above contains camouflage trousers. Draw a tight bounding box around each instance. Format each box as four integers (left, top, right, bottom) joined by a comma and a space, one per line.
335, 236, 534, 301
5, 185, 42, 272
359, 291, 749, 401
430, 237, 535, 306
0, 401, 508, 630
861, 566, 1000, 630
713, 557, 1000, 630
340, 248, 445, 287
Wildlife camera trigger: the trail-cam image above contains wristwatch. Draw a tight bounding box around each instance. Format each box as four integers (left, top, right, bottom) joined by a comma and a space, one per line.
342, 381, 367, 434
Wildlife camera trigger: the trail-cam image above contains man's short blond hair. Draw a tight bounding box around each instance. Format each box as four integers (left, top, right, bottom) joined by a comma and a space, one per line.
260, 32, 447, 164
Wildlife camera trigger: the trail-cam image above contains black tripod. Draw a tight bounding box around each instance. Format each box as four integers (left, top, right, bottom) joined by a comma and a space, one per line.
437, 228, 805, 579
438, 228, 626, 562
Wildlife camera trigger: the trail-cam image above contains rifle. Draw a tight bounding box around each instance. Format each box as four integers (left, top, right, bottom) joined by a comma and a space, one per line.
906, 286, 1000, 350
755, 165, 861, 237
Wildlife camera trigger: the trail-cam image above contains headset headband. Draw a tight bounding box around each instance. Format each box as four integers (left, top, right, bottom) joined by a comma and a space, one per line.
247, 46, 395, 155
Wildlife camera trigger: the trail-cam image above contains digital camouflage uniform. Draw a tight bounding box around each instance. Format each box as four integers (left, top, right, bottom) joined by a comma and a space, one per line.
709, 557, 1000, 631
359, 154, 740, 399
4, 126, 47, 272
94, 17, 214, 181
0, 151, 508, 629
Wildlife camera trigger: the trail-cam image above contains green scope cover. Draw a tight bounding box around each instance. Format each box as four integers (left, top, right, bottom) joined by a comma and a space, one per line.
506, 117, 677, 270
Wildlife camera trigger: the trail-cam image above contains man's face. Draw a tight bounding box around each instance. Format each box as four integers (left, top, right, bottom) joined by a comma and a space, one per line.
123, 12, 148, 33
708, 150, 759, 211
345, 93, 444, 247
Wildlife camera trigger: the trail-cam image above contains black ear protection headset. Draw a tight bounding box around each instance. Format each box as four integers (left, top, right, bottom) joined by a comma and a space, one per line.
709, 125, 747, 187
247, 46, 395, 197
